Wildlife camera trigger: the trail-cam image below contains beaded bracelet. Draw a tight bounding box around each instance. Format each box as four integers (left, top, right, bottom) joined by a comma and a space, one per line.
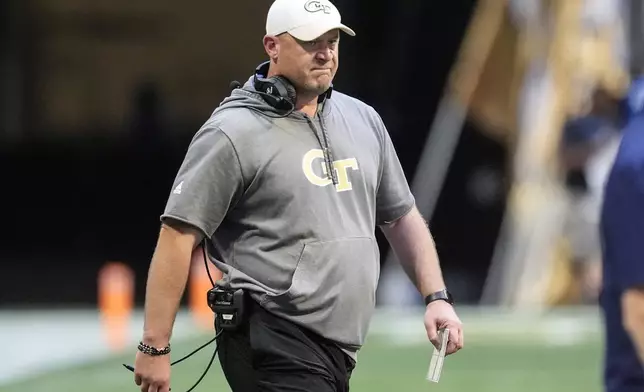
137, 341, 171, 356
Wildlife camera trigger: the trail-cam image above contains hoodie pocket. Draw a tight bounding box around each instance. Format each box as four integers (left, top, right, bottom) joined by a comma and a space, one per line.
259, 237, 380, 338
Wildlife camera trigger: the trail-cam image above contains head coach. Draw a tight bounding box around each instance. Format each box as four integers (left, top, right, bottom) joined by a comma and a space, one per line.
131, 1, 464, 391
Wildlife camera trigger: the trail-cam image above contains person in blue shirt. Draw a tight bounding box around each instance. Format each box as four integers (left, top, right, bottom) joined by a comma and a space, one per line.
600, 76, 644, 392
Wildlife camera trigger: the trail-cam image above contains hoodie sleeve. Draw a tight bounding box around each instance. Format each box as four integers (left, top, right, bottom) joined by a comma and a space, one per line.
374, 116, 415, 225
160, 124, 244, 238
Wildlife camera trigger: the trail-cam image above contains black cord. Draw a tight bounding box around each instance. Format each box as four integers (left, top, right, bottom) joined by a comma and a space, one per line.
122, 330, 221, 366
170, 330, 222, 367
202, 241, 216, 287
185, 340, 220, 392
122, 241, 222, 391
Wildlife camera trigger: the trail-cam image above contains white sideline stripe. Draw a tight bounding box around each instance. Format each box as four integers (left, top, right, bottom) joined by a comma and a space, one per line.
368, 306, 602, 346
0, 306, 602, 385
0, 310, 201, 385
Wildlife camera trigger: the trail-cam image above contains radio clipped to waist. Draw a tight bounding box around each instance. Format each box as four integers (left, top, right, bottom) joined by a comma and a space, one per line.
207, 287, 246, 331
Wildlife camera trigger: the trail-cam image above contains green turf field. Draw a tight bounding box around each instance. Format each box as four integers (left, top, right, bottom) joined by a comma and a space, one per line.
2, 317, 604, 392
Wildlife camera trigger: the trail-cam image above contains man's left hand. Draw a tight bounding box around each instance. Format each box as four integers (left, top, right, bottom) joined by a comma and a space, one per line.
424, 300, 463, 355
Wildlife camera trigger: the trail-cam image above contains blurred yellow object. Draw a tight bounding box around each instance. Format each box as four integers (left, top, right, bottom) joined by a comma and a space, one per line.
449, 0, 628, 147
454, 0, 628, 307
449, 0, 521, 145
544, 238, 580, 306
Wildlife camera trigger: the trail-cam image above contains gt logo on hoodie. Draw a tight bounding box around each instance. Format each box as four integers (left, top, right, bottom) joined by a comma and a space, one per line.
302, 148, 359, 192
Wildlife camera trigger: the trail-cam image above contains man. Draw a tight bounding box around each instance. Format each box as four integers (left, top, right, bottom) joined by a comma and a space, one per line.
600, 75, 644, 392
132, 0, 463, 391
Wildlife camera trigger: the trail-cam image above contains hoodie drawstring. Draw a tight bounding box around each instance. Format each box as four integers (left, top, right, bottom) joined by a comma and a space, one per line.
318, 113, 338, 185
306, 101, 338, 186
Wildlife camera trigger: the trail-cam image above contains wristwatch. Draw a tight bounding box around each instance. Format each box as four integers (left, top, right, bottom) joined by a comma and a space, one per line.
424, 289, 454, 306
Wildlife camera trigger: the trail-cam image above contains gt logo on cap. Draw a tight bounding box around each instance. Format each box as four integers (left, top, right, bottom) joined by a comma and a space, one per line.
304, 0, 331, 14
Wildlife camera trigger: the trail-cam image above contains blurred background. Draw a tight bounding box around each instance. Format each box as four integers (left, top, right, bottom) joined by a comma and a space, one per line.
0, 0, 639, 391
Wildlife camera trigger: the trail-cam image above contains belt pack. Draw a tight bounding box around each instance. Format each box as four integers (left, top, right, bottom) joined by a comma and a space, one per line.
207, 286, 247, 331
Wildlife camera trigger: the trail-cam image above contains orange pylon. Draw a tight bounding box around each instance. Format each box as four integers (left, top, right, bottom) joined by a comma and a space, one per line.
98, 261, 134, 352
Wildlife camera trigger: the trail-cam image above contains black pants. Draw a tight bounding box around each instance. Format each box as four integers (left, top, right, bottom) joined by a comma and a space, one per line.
216, 300, 355, 392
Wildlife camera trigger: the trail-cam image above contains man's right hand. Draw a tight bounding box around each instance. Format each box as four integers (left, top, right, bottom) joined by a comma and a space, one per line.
133, 223, 200, 391
133, 350, 171, 392
133, 223, 207, 391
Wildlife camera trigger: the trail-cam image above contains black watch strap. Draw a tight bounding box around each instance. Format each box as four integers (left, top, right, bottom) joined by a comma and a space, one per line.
424, 289, 454, 306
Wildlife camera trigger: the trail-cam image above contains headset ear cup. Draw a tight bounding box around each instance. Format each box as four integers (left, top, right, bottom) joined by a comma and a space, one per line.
270, 76, 297, 107
251, 63, 297, 111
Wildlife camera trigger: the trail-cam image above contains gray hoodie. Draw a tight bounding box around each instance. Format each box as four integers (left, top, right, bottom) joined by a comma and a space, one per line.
161, 76, 415, 359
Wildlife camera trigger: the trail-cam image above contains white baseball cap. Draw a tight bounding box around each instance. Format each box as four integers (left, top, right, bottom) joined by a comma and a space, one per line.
266, 0, 356, 42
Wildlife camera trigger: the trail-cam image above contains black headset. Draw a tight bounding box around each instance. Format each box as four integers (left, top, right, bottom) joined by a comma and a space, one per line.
253, 61, 298, 112
249, 61, 333, 113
